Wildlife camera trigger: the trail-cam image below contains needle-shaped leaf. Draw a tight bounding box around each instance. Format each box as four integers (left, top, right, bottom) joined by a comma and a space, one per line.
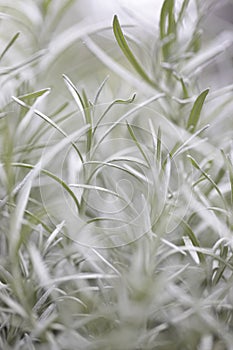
177, 0, 190, 23
126, 122, 150, 166
0, 32, 20, 61
183, 236, 200, 264
212, 244, 228, 286
92, 93, 165, 158
94, 93, 136, 133
156, 127, 162, 166
12, 162, 80, 212
17, 88, 51, 102
82, 88, 92, 152
160, 0, 176, 59
44, 221, 65, 254
187, 89, 209, 132
188, 155, 226, 208
9, 176, 32, 259
113, 15, 156, 88
84, 161, 144, 184
171, 124, 209, 159
69, 183, 126, 202
12, 96, 85, 163
6, 201, 51, 232
93, 75, 109, 105
180, 78, 189, 99
180, 220, 205, 264
160, 0, 175, 39
63, 74, 86, 123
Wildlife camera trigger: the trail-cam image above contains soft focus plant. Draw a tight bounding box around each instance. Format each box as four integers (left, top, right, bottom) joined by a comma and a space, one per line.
0, 0, 233, 349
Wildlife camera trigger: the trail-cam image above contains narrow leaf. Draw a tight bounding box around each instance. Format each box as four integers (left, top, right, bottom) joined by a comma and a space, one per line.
156, 127, 162, 165
92, 93, 165, 158
127, 122, 150, 166
94, 93, 136, 133
9, 178, 32, 258
49, 273, 118, 285
93, 75, 109, 105
187, 89, 209, 132
212, 245, 228, 286
171, 124, 209, 159
180, 220, 205, 263
113, 15, 156, 88
160, 0, 176, 59
69, 183, 125, 202
84, 160, 144, 184
12, 96, 85, 162
183, 236, 200, 264
188, 155, 226, 207
82, 88, 92, 152
180, 78, 189, 99
44, 221, 65, 253
17, 88, 51, 102
0, 32, 20, 61
63, 74, 86, 123
6, 201, 51, 233
177, 0, 190, 23
12, 162, 80, 212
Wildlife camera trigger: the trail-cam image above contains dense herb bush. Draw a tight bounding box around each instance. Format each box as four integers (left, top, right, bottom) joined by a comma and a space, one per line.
0, 0, 233, 349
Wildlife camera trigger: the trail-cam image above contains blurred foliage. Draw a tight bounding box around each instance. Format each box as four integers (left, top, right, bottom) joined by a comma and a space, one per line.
0, 0, 233, 349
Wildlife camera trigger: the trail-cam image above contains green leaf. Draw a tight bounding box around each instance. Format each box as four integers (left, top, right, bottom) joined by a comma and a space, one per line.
93, 75, 109, 105
171, 124, 209, 159
93, 93, 136, 133
186, 29, 202, 53
187, 155, 226, 208
177, 0, 190, 23
50, 101, 69, 118
212, 244, 228, 286
187, 89, 209, 132
84, 160, 144, 184
12, 162, 80, 212
92, 93, 165, 158
17, 88, 51, 104
160, 0, 176, 59
180, 220, 205, 264
180, 78, 189, 99
69, 183, 126, 202
82, 88, 93, 153
0, 32, 20, 61
12, 96, 85, 163
126, 122, 150, 166
6, 201, 51, 233
156, 127, 162, 166
42, 0, 52, 14
113, 15, 156, 88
